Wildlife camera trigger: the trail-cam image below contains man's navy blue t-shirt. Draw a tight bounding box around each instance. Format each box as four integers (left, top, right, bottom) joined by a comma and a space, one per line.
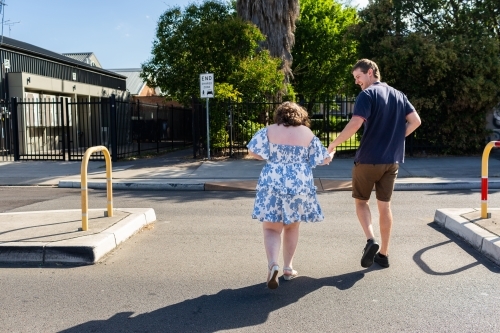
353, 82, 415, 164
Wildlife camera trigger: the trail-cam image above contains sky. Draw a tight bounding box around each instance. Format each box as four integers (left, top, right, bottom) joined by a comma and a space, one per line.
3, 0, 368, 70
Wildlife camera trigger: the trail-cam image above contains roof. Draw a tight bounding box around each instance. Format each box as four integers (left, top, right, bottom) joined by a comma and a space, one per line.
62, 52, 93, 62
62, 52, 102, 68
0, 36, 125, 79
108, 68, 146, 95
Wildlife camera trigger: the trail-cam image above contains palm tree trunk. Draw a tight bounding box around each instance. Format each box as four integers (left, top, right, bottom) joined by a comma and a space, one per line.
237, 0, 300, 80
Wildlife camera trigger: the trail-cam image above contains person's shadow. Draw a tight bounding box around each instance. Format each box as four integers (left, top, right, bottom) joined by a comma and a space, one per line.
60, 271, 366, 332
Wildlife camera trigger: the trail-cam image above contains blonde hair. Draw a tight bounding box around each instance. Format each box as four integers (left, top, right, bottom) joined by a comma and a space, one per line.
273, 101, 310, 127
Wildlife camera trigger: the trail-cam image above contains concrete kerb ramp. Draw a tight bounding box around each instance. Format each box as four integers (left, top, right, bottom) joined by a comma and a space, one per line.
0, 144, 158, 264
434, 208, 500, 266
0, 208, 156, 265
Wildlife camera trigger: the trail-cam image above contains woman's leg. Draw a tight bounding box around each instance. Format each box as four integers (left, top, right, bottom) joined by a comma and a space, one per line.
262, 222, 284, 267
282, 222, 300, 269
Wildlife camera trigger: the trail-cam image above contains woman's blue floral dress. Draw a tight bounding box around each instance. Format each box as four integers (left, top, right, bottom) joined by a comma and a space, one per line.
247, 127, 330, 224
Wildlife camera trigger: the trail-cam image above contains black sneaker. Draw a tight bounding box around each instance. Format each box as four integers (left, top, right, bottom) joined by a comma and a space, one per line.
361, 239, 379, 268
374, 253, 389, 268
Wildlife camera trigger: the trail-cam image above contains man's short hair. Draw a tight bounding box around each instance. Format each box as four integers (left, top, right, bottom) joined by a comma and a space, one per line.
352, 59, 381, 80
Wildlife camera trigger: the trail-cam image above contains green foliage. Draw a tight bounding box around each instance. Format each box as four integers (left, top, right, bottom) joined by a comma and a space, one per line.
214, 82, 241, 102
235, 119, 265, 143
353, 0, 500, 154
206, 98, 230, 148
292, 0, 359, 105
141, 1, 288, 149
282, 84, 297, 102
141, 1, 285, 106
230, 50, 285, 101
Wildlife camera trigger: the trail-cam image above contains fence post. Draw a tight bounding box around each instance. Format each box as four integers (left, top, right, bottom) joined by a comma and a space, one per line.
156, 103, 160, 153
228, 100, 233, 157
136, 100, 141, 156
109, 94, 117, 162
10, 97, 19, 161
192, 97, 197, 158
59, 97, 66, 160
65, 98, 72, 161
170, 104, 174, 150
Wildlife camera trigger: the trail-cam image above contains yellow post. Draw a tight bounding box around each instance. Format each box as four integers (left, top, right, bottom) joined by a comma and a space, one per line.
481, 141, 498, 219
81, 146, 113, 231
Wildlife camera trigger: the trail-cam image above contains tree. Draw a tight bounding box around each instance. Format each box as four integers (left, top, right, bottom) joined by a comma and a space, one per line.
292, 0, 359, 106
141, 1, 284, 105
353, 0, 500, 154
142, 1, 286, 150
236, 0, 300, 79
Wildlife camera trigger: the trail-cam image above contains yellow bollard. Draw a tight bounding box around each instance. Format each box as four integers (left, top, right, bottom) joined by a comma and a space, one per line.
481, 141, 500, 219
81, 146, 113, 231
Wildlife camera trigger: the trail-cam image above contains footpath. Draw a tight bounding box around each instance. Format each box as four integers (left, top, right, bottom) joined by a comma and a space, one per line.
0, 149, 499, 266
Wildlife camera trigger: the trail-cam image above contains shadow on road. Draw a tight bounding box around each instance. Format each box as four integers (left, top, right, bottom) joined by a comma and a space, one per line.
414, 222, 500, 274
60, 271, 365, 332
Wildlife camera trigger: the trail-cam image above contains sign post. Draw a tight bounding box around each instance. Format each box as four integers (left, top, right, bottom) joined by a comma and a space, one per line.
200, 73, 214, 159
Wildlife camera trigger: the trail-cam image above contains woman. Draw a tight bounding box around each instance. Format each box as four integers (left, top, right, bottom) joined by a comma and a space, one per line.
247, 101, 333, 289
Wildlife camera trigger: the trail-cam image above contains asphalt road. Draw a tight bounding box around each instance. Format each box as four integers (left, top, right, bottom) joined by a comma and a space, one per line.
1, 187, 499, 332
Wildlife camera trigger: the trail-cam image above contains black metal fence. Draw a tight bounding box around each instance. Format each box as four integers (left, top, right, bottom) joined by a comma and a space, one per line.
192, 96, 359, 157
193, 96, 439, 157
0, 97, 195, 162
0, 95, 440, 162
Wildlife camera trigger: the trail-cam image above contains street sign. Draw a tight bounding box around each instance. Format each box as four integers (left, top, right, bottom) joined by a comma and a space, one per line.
200, 73, 214, 99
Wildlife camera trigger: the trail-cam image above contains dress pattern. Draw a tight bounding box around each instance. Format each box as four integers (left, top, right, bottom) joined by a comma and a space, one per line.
247, 127, 330, 224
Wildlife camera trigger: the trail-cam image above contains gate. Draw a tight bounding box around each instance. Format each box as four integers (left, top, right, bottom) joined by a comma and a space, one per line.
1, 97, 196, 162
0, 98, 13, 161
10, 97, 67, 161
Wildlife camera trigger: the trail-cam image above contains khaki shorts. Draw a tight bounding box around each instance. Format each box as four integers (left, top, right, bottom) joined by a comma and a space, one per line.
352, 163, 399, 202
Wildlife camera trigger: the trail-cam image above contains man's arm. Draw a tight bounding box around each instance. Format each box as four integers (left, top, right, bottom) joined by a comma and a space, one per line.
327, 116, 364, 153
405, 111, 421, 137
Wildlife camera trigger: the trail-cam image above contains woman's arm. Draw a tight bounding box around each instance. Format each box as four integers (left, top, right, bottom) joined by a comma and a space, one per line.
248, 151, 265, 160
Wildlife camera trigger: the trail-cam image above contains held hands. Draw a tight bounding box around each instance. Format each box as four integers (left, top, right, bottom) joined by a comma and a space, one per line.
321, 150, 335, 165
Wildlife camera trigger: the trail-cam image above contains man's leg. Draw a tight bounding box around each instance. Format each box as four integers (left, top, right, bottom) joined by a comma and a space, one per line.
374, 164, 398, 257
352, 163, 381, 267
355, 198, 380, 268
372, 164, 398, 268
355, 198, 375, 240
376, 200, 393, 256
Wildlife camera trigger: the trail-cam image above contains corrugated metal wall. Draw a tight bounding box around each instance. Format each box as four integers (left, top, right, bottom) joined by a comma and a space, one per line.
0, 49, 126, 100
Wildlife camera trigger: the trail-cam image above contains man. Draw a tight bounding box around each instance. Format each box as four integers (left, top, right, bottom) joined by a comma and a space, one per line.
328, 59, 421, 268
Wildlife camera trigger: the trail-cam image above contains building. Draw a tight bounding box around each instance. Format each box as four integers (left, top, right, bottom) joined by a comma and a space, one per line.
0, 36, 128, 159
0, 36, 127, 102
62, 52, 102, 68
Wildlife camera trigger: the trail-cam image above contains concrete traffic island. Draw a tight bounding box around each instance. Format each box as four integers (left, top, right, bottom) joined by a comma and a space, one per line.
434, 208, 500, 266
0, 208, 156, 264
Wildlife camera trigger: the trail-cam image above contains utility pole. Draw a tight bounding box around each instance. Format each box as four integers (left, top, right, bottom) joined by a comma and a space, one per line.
0, 1, 20, 44
0, 0, 6, 44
